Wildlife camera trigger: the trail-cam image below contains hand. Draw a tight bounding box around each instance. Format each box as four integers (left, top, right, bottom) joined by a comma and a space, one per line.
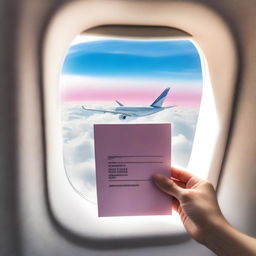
152, 167, 227, 244
153, 168, 256, 255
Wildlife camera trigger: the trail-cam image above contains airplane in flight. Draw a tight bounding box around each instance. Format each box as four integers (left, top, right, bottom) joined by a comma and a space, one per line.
82, 87, 176, 120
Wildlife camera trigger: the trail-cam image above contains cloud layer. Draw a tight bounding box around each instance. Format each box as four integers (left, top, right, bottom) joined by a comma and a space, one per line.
62, 105, 199, 203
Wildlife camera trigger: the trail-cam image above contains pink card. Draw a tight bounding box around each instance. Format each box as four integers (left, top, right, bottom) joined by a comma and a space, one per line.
94, 124, 172, 217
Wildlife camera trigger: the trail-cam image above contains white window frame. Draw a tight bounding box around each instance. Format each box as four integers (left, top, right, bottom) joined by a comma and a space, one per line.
43, 1, 237, 240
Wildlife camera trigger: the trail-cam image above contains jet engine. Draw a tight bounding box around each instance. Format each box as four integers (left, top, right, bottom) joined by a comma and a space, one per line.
119, 114, 127, 120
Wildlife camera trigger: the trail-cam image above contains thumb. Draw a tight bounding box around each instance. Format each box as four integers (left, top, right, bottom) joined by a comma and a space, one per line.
152, 173, 182, 200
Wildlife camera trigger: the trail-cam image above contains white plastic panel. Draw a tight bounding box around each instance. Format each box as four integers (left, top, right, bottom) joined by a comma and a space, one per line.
43, 0, 237, 240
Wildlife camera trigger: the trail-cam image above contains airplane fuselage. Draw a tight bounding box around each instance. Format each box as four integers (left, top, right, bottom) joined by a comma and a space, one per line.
115, 106, 165, 117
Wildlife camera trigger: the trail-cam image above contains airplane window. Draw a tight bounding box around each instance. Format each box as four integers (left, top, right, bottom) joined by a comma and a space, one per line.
60, 35, 203, 204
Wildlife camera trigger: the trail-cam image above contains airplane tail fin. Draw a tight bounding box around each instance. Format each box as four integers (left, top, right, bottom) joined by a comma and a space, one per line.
116, 100, 124, 106
150, 87, 170, 107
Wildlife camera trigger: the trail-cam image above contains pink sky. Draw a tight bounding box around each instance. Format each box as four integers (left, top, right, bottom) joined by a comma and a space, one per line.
61, 88, 202, 107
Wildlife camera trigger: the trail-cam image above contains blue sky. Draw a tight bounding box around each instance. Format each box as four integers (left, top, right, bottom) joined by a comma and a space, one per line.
62, 39, 202, 81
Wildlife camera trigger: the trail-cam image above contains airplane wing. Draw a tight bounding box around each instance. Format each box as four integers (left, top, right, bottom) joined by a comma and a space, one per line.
164, 105, 176, 109
82, 106, 133, 116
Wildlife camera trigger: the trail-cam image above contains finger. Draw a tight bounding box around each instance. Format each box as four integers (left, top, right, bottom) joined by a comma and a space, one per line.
171, 178, 186, 189
172, 198, 180, 212
152, 173, 182, 199
171, 167, 197, 184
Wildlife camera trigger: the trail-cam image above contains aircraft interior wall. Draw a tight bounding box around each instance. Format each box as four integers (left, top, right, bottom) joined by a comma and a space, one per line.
0, 0, 255, 255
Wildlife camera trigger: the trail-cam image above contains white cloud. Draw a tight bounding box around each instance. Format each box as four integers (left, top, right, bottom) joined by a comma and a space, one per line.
173, 133, 190, 146
64, 135, 94, 164
60, 75, 202, 93
172, 134, 192, 167
61, 105, 199, 202
65, 160, 97, 203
